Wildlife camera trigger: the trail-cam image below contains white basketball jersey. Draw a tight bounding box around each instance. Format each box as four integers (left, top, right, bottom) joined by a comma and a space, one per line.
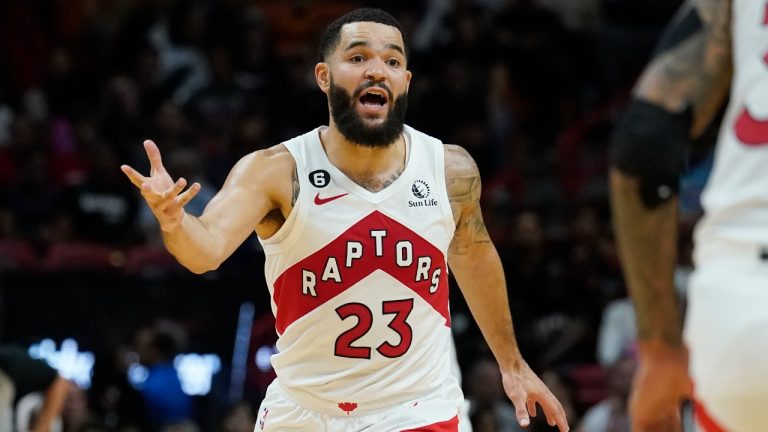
258, 125, 463, 416
696, 0, 768, 245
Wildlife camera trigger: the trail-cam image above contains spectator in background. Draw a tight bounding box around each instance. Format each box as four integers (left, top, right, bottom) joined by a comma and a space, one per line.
596, 298, 636, 368
0, 111, 67, 242
466, 357, 524, 432
218, 402, 255, 432
151, 101, 195, 156
502, 210, 553, 329
57, 144, 140, 246
186, 45, 249, 137
132, 320, 193, 432
575, 350, 635, 432
2, 146, 61, 244
148, 0, 210, 106
60, 385, 103, 432
0, 344, 74, 432
89, 345, 148, 432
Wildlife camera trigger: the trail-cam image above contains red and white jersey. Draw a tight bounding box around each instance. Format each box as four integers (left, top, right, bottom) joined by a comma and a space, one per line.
697, 0, 768, 245
258, 125, 463, 416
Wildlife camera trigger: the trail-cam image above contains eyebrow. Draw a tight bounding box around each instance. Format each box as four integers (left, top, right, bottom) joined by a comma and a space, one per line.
344, 40, 405, 56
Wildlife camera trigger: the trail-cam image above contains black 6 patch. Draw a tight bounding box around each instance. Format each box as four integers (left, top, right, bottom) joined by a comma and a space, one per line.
309, 169, 331, 188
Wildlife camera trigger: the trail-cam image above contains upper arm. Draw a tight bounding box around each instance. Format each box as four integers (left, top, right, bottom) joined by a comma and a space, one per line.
198, 145, 294, 257
634, 0, 732, 137
444, 145, 491, 257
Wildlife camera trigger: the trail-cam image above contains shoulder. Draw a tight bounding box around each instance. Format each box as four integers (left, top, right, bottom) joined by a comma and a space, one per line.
242, 143, 294, 170
443, 144, 480, 202
231, 143, 295, 184
444, 144, 479, 180
220, 144, 297, 208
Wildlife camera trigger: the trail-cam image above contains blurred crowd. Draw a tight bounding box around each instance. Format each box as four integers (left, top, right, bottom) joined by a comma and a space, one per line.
0, 0, 703, 431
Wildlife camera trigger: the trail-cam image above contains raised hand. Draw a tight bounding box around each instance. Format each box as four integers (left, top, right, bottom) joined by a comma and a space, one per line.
502, 361, 570, 431
121, 140, 201, 232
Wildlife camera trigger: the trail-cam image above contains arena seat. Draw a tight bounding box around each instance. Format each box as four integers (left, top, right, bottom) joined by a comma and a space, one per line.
0, 239, 39, 270
124, 244, 180, 276
42, 241, 122, 271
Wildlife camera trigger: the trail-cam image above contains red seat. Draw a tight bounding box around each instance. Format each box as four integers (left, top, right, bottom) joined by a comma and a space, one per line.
42, 241, 122, 271
568, 363, 608, 409
124, 244, 180, 275
0, 239, 39, 269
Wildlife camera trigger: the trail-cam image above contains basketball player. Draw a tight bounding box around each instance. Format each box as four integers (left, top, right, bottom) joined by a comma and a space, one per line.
122, 8, 569, 432
610, 0, 768, 430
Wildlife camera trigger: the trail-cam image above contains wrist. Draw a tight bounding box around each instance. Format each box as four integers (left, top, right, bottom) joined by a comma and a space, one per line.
496, 350, 525, 372
636, 339, 688, 361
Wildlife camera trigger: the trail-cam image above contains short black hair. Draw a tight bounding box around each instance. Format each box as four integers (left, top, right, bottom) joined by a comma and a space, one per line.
318, 8, 407, 62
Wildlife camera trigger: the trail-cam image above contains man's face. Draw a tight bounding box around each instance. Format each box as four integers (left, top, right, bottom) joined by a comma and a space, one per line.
319, 21, 412, 147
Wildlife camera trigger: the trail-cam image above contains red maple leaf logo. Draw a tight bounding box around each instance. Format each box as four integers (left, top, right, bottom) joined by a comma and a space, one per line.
338, 402, 358, 415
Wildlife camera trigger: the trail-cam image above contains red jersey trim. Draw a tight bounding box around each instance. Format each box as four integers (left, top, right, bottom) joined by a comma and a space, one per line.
694, 399, 728, 432
402, 415, 459, 432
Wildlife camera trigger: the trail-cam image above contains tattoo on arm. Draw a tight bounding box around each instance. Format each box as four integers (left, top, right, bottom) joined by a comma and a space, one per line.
448, 175, 492, 255
636, 0, 732, 136
291, 165, 300, 206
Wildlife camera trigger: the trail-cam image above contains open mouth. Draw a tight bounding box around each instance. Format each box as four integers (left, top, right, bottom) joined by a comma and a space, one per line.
358, 88, 388, 110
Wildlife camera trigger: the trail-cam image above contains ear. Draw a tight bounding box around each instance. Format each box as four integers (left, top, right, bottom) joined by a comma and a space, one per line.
405, 69, 412, 93
315, 62, 330, 94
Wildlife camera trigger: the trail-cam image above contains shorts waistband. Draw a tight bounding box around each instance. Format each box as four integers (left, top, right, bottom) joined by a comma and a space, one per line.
273, 379, 411, 417
694, 238, 768, 266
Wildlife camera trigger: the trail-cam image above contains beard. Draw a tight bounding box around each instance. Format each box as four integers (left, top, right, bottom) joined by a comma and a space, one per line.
329, 79, 408, 148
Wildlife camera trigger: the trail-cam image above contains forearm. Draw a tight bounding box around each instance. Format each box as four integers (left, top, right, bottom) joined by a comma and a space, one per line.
610, 0, 731, 348
450, 244, 522, 370
162, 212, 227, 274
31, 377, 71, 432
609, 169, 683, 346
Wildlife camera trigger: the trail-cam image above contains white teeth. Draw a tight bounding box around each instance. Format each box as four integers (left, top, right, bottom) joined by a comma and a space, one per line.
365, 90, 385, 98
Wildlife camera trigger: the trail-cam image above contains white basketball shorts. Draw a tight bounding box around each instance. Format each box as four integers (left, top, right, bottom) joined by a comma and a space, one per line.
685, 240, 768, 431
254, 379, 465, 431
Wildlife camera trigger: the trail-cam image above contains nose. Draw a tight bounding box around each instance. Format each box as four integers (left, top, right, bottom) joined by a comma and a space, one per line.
364, 57, 387, 82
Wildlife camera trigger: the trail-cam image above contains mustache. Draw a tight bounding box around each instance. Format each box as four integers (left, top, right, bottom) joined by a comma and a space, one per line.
353, 81, 393, 100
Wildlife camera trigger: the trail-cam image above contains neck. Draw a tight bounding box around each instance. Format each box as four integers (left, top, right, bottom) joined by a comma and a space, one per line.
320, 122, 406, 177
318, 122, 407, 193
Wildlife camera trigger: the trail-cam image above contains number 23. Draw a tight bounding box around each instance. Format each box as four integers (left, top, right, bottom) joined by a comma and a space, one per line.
334, 299, 414, 359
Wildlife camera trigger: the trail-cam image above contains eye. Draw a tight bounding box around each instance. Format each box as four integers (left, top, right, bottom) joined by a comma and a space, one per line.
350, 55, 365, 63
387, 59, 401, 67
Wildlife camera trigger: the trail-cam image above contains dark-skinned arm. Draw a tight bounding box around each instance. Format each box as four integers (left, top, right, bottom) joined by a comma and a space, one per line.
609, 0, 731, 429
612, 0, 731, 355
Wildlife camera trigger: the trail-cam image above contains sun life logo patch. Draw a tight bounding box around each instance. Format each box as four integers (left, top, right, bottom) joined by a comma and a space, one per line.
411, 180, 430, 199
409, 180, 438, 208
